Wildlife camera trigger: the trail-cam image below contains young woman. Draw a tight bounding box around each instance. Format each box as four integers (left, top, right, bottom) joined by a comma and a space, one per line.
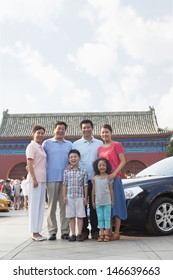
26, 125, 47, 241
98, 124, 127, 240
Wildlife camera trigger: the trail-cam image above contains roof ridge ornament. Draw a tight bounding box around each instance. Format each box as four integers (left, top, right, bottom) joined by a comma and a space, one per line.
3, 109, 9, 116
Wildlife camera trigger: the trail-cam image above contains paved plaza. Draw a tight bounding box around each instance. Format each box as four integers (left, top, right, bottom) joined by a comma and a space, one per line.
0, 208, 173, 260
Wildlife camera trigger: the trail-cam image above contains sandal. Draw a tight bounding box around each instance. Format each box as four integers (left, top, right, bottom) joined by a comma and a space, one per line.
110, 233, 120, 241
103, 235, 110, 242
97, 235, 104, 242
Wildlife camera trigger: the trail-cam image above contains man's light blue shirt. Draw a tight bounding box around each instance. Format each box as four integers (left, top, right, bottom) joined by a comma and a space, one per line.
72, 136, 103, 180
43, 137, 72, 182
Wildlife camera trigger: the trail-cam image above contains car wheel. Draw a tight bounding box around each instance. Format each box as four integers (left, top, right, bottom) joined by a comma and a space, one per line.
146, 197, 173, 236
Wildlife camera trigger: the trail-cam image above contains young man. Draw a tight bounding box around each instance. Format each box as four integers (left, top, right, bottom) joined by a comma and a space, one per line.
43, 121, 72, 240
72, 120, 103, 239
63, 149, 88, 242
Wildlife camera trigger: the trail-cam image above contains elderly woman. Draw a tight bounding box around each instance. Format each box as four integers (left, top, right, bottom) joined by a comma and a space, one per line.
26, 125, 47, 241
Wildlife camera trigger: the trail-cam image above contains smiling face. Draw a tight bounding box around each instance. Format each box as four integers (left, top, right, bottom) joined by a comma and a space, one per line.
69, 152, 80, 168
33, 129, 45, 144
97, 160, 107, 174
54, 124, 66, 140
81, 122, 93, 139
100, 127, 112, 142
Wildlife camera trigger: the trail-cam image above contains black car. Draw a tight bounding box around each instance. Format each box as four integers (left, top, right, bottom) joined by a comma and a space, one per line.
122, 156, 173, 236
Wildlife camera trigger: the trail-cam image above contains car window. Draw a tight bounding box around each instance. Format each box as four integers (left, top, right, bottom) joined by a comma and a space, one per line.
136, 156, 173, 177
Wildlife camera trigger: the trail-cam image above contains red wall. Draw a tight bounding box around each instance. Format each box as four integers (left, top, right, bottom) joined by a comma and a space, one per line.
0, 152, 167, 180
0, 155, 26, 179
125, 152, 167, 167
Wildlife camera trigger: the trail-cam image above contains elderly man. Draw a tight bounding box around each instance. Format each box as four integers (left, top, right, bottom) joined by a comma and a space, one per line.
43, 121, 72, 240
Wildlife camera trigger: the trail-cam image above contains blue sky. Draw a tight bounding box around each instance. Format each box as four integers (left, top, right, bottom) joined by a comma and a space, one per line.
0, 0, 173, 128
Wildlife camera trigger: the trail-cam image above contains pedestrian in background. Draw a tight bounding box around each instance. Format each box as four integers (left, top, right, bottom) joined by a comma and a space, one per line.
13, 179, 21, 210
2, 179, 12, 199
0, 179, 4, 192
21, 175, 28, 210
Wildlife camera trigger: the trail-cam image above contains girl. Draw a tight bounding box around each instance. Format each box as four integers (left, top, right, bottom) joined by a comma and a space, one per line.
92, 158, 114, 242
98, 124, 127, 240
26, 125, 47, 241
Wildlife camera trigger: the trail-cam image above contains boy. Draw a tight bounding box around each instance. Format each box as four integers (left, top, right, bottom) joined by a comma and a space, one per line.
63, 149, 88, 242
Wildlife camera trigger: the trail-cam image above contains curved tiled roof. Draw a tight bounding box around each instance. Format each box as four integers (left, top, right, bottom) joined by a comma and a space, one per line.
0, 108, 172, 138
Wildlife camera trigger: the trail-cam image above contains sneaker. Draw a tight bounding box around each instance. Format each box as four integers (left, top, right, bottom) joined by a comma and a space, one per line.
40, 236, 47, 241
76, 235, 84, 242
69, 235, 76, 242
32, 236, 47, 241
61, 233, 70, 240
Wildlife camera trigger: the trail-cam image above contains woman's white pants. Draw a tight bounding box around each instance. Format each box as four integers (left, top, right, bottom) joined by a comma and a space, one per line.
28, 182, 46, 233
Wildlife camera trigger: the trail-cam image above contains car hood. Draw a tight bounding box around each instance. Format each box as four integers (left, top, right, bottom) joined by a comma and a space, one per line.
122, 175, 173, 189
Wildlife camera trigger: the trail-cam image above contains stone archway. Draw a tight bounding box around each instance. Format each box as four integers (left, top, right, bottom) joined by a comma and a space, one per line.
122, 160, 147, 178
8, 162, 27, 180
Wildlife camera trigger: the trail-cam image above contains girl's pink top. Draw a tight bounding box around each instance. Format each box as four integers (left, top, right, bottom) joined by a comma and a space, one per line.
98, 142, 124, 177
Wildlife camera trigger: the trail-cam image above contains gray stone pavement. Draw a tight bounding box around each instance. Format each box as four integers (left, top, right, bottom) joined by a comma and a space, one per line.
0, 207, 173, 260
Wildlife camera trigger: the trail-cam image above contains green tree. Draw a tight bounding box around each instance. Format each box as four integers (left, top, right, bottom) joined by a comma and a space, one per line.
166, 138, 173, 157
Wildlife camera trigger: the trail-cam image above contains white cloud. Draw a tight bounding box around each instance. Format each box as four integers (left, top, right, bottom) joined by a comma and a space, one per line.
157, 88, 173, 129
68, 43, 117, 78
61, 88, 92, 110
0, 0, 172, 129
121, 14, 173, 63
75, 0, 173, 75
120, 65, 145, 94
0, 42, 94, 112
0, 0, 64, 28
66, 0, 173, 130
1, 42, 59, 93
